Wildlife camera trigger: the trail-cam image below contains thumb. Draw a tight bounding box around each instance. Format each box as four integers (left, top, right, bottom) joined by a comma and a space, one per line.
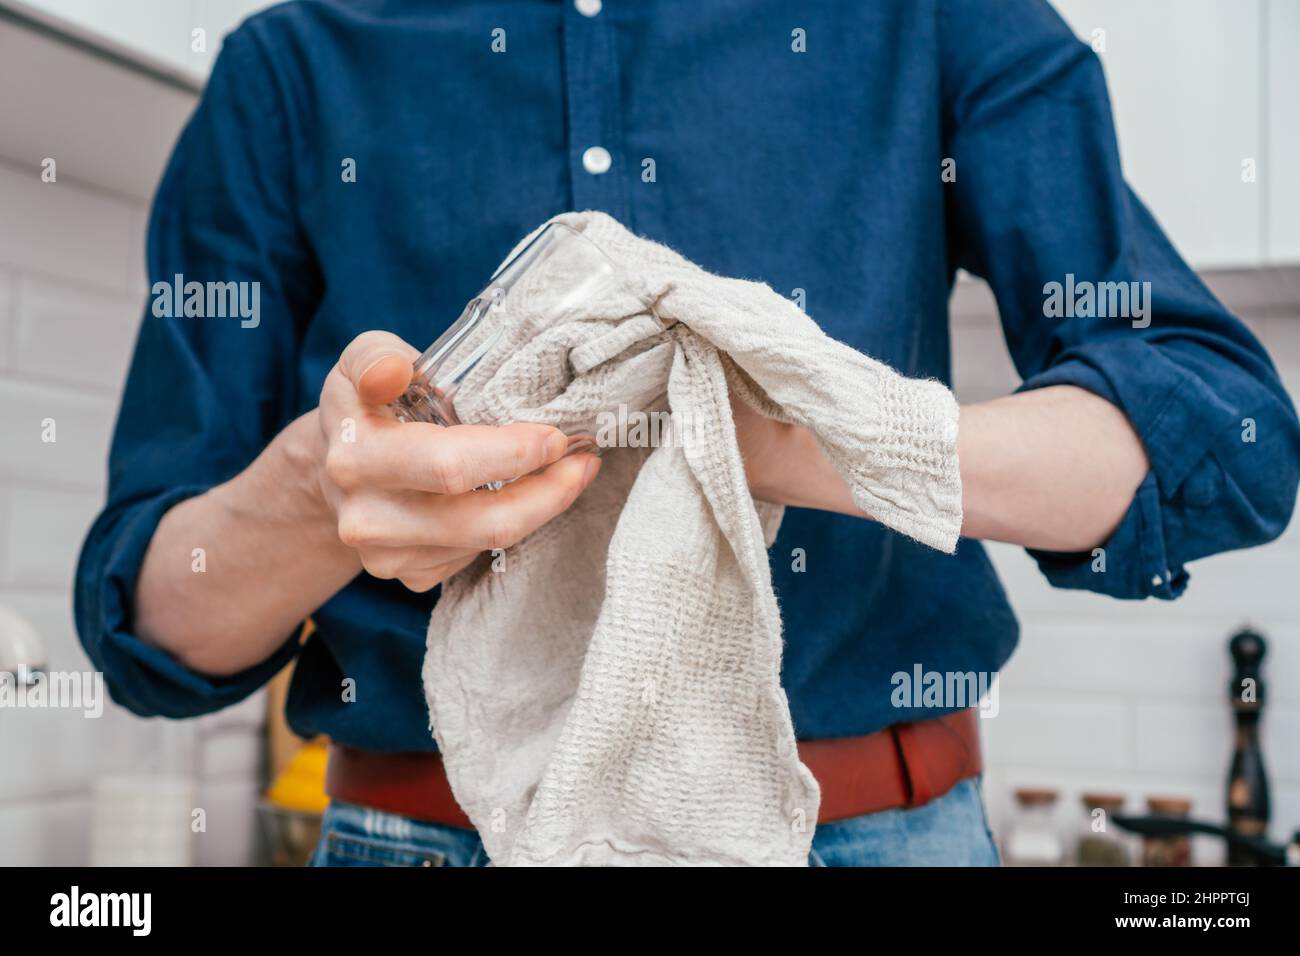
338, 330, 421, 406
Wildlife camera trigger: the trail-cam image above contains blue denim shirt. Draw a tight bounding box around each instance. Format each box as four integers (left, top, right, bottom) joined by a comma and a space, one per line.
75, 0, 1299, 751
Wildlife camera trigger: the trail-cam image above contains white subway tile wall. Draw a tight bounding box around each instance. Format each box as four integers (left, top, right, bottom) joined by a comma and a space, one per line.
954, 277, 1300, 865
0, 0, 1296, 864
0, 156, 266, 866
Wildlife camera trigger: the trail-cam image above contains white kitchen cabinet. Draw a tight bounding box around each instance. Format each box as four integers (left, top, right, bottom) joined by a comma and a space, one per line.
1, 0, 271, 83
1050, 0, 1265, 269
1267, 0, 1300, 263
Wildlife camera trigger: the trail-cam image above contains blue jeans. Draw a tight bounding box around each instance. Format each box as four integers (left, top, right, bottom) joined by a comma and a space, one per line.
308, 777, 1000, 867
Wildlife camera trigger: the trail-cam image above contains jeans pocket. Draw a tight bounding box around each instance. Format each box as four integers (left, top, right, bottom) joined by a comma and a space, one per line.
315, 831, 448, 868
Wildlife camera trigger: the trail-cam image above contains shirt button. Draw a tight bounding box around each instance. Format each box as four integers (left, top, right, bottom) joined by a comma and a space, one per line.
575, 0, 602, 17
1151, 574, 1163, 587
582, 146, 611, 175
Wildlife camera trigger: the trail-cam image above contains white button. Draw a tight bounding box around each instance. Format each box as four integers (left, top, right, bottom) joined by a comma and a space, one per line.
1151, 575, 1162, 587
575, 0, 602, 17
582, 146, 611, 175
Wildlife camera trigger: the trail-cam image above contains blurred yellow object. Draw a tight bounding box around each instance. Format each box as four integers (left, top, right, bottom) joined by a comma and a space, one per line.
265, 740, 330, 815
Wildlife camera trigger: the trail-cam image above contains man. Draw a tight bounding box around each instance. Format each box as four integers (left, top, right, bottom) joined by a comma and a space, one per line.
76, 0, 1299, 867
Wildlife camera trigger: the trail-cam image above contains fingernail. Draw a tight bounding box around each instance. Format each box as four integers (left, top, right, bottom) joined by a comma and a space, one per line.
582, 454, 601, 485
360, 353, 397, 377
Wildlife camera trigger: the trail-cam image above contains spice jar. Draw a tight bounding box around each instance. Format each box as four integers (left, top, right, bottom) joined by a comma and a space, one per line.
1005, 787, 1065, 866
1076, 792, 1130, 866
1143, 796, 1193, 866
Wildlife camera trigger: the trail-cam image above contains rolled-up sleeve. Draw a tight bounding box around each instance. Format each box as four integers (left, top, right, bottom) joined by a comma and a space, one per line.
74, 25, 321, 717
940, 0, 1300, 599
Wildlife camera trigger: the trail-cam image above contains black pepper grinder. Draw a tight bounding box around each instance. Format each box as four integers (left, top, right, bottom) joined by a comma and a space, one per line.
1226, 627, 1270, 865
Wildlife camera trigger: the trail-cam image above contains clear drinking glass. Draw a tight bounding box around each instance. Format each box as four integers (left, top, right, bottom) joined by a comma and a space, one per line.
390, 222, 624, 459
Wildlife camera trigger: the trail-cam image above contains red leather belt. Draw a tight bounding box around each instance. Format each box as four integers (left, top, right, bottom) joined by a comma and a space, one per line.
326, 708, 982, 829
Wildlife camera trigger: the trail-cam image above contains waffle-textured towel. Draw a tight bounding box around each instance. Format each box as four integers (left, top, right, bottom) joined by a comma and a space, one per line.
422, 212, 962, 866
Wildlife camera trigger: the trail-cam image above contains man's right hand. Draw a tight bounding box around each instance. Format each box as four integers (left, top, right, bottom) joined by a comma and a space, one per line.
314, 330, 600, 592
135, 328, 599, 676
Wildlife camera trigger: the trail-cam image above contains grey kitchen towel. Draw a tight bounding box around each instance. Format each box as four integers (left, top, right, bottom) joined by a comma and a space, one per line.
422, 211, 962, 866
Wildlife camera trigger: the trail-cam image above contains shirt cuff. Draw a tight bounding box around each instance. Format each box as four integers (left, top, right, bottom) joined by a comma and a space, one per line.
75, 487, 300, 718
1012, 341, 1237, 601
1026, 471, 1188, 600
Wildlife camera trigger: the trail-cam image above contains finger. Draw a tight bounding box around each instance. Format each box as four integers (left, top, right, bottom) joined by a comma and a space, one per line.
398, 573, 442, 594
348, 541, 478, 576
428, 452, 601, 550
337, 331, 421, 406
318, 362, 369, 425
399, 554, 479, 593
338, 453, 599, 548
342, 421, 574, 494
